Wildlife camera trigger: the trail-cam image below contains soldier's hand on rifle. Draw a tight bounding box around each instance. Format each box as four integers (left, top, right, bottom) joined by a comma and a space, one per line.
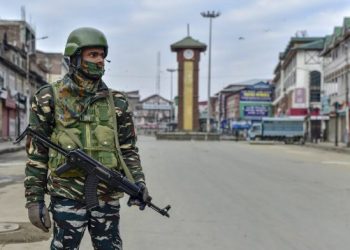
127, 182, 152, 210
27, 202, 51, 232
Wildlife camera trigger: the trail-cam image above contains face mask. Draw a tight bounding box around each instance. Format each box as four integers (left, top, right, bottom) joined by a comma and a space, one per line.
80, 59, 105, 79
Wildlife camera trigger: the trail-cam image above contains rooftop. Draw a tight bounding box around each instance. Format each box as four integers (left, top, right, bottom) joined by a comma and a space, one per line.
293, 37, 325, 50
171, 36, 207, 52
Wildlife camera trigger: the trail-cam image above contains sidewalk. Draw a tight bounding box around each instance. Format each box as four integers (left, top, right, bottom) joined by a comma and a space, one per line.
0, 141, 25, 155
246, 138, 350, 154
303, 141, 350, 154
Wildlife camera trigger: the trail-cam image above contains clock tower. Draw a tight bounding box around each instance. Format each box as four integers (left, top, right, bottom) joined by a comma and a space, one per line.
171, 36, 206, 131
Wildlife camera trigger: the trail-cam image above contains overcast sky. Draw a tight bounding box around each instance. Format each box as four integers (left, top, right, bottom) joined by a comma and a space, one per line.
1, 0, 350, 101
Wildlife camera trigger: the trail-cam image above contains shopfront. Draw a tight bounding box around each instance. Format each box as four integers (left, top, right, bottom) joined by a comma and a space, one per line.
0, 89, 17, 140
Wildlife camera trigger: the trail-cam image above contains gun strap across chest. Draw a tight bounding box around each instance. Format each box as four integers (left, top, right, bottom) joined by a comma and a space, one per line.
108, 91, 135, 183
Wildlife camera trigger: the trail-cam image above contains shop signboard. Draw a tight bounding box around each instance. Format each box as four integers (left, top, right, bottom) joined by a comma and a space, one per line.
142, 103, 171, 110
240, 89, 272, 102
294, 88, 306, 104
321, 95, 330, 115
243, 105, 269, 117
240, 102, 271, 119
0, 89, 8, 100
5, 97, 16, 109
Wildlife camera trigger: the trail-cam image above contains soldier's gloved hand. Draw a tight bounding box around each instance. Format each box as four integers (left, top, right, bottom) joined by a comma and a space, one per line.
27, 202, 51, 232
127, 182, 152, 210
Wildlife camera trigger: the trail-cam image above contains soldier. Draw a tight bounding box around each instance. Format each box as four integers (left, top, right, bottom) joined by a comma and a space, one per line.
24, 27, 150, 250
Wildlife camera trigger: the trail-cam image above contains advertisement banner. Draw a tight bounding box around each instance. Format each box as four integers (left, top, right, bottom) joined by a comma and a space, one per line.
142, 103, 171, 110
240, 90, 272, 102
0, 89, 8, 100
243, 105, 269, 117
321, 95, 330, 115
5, 97, 16, 109
294, 88, 306, 104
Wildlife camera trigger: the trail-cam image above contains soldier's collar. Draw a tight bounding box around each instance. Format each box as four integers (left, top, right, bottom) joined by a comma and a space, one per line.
63, 73, 109, 99
97, 80, 109, 92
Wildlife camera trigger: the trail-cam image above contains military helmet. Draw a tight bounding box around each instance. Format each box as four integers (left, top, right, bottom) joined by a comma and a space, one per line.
64, 27, 108, 57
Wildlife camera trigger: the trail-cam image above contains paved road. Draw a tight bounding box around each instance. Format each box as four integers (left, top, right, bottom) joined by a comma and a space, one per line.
2, 137, 350, 249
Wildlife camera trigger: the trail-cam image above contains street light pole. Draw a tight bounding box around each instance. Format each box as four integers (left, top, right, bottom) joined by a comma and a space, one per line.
201, 10, 220, 133
344, 42, 350, 146
26, 36, 48, 125
335, 102, 339, 147
166, 68, 176, 122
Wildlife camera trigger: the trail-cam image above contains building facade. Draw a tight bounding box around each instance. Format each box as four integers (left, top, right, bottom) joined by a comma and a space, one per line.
0, 40, 27, 139
35, 50, 69, 84
135, 94, 172, 134
320, 17, 350, 144
239, 81, 273, 122
214, 79, 272, 133
0, 19, 65, 140
272, 36, 326, 141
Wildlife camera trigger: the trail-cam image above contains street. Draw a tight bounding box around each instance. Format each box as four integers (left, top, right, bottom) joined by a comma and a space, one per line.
2, 137, 350, 249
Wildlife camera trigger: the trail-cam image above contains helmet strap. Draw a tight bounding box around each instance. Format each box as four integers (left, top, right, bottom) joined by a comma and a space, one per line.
69, 51, 82, 76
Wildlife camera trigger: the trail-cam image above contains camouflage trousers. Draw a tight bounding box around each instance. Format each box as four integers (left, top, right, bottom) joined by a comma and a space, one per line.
49, 196, 122, 250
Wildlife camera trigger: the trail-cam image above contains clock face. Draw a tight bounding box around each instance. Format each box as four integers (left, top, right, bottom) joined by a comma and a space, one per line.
183, 49, 194, 60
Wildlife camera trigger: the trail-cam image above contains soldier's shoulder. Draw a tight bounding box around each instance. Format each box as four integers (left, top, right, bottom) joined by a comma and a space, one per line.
35, 76, 68, 98
110, 89, 129, 111
34, 84, 53, 99
51, 76, 67, 89
110, 89, 128, 100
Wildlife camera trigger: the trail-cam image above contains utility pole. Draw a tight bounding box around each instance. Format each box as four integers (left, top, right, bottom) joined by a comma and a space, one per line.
344, 42, 350, 146
166, 68, 176, 122
155, 51, 161, 131
335, 102, 339, 147
201, 10, 220, 133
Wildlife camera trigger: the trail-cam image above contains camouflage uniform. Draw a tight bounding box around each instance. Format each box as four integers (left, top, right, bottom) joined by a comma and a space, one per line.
50, 197, 122, 250
25, 70, 145, 249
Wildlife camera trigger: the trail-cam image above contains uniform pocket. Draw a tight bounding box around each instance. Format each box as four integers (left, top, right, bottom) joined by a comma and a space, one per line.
97, 103, 110, 122
93, 125, 119, 169
98, 151, 118, 167
57, 128, 82, 150
94, 125, 115, 147
49, 128, 85, 176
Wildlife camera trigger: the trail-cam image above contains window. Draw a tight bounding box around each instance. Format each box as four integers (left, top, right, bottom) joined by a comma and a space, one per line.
332, 46, 340, 60
18, 79, 24, 93
310, 71, 321, 102
9, 74, 15, 92
16, 56, 20, 66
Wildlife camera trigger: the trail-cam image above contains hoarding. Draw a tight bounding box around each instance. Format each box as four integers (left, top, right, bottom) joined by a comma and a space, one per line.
240, 89, 272, 102
243, 105, 270, 117
294, 88, 306, 104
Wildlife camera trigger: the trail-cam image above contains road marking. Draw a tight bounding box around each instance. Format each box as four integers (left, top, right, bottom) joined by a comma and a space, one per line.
321, 161, 350, 166
0, 177, 13, 184
0, 162, 24, 167
285, 150, 311, 155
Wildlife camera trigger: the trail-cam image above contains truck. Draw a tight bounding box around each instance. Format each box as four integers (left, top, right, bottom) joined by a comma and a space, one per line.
248, 117, 305, 144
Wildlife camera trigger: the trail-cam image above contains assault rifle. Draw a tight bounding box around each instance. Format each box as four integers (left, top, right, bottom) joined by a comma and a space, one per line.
15, 126, 171, 218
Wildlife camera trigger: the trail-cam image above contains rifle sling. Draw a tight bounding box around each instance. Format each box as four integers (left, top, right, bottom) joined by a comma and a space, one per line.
108, 91, 135, 183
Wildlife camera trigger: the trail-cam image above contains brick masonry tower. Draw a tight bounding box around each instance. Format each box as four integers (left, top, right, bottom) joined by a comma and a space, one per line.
171, 36, 206, 131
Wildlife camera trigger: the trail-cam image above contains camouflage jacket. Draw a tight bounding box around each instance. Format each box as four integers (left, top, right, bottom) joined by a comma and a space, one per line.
24, 74, 145, 206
